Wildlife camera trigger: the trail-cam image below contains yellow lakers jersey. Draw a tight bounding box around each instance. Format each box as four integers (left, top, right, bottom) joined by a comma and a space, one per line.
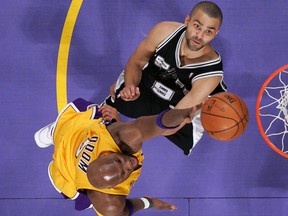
48, 101, 144, 199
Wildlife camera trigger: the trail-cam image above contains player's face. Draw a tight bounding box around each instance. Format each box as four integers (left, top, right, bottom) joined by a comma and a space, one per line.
184, 9, 220, 51
101, 153, 140, 186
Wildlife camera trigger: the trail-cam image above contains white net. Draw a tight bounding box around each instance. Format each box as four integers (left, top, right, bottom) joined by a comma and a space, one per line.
259, 69, 288, 153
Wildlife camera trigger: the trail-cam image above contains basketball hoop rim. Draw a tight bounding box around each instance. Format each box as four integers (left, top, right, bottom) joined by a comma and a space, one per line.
256, 64, 288, 158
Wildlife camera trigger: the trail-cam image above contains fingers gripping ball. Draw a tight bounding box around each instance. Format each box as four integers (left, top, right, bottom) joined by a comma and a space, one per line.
201, 92, 249, 141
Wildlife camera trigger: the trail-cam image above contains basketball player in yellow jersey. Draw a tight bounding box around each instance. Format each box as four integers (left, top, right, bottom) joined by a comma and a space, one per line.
34, 98, 199, 215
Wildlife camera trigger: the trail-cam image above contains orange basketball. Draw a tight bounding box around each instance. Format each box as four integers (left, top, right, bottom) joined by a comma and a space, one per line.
201, 92, 249, 141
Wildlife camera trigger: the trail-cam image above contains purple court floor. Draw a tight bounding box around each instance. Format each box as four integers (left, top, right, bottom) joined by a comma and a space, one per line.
1, 0, 288, 215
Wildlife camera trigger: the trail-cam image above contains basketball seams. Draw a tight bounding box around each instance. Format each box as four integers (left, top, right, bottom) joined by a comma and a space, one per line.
206, 115, 248, 139
211, 94, 249, 129
211, 95, 243, 121
201, 92, 249, 141
235, 95, 249, 129
201, 111, 240, 140
201, 111, 239, 121
205, 116, 249, 141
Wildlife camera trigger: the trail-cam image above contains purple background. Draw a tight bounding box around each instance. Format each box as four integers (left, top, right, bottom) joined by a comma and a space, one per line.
1, 0, 288, 215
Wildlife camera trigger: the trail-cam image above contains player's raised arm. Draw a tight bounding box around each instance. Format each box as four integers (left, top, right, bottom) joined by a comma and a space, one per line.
87, 190, 176, 216
120, 22, 182, 101
107, 105, 200, 154
175, 75, 222, 109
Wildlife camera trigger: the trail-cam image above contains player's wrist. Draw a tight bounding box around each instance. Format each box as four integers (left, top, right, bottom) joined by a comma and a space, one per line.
156, 109, 180, 129
140, 197, 153, 209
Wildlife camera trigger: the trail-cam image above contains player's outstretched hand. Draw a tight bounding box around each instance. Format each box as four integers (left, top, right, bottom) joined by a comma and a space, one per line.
119, 85, 140, 101
181, 101, 205, 125
150, 197, 177, 211
99, 104, 120, 122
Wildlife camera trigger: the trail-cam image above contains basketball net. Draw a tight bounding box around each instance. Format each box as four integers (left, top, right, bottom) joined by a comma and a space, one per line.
256, 65, 288, 158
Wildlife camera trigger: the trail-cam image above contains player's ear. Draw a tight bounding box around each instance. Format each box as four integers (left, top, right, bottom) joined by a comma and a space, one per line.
184, 15, 191, 26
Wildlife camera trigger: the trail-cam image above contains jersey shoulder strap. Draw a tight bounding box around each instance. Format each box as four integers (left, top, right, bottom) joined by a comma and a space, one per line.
156, 24, 186, 52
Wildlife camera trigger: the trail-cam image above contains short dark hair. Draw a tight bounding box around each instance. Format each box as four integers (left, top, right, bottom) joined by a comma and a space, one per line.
190, 1, 223, 27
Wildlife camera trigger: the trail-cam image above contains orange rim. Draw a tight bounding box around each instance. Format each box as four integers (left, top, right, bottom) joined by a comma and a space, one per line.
256, 64, 288, 158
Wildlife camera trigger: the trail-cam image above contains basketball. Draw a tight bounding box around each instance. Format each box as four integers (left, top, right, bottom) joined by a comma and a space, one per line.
201, 92, 249, 141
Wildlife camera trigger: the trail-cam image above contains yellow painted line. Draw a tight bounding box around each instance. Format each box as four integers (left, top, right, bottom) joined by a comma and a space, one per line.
56, 0, 83, 113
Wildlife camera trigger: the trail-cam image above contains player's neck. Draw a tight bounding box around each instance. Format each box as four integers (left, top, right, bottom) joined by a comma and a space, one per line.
180, 41, 214, 66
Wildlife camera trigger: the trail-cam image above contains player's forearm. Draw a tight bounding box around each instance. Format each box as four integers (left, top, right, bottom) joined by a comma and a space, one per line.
134, 107, 195, 141
124, 61, 142, 87
124, 46, 152, 87
125, 197, 176, 215
159, 108, 194, 128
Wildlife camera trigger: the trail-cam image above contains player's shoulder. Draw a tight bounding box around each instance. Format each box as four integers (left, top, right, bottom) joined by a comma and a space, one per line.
148, 21, 183, 44
153, 21, 183, 34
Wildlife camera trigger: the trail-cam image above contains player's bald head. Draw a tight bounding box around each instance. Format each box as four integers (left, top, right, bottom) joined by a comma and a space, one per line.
190, 1, 223, 27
